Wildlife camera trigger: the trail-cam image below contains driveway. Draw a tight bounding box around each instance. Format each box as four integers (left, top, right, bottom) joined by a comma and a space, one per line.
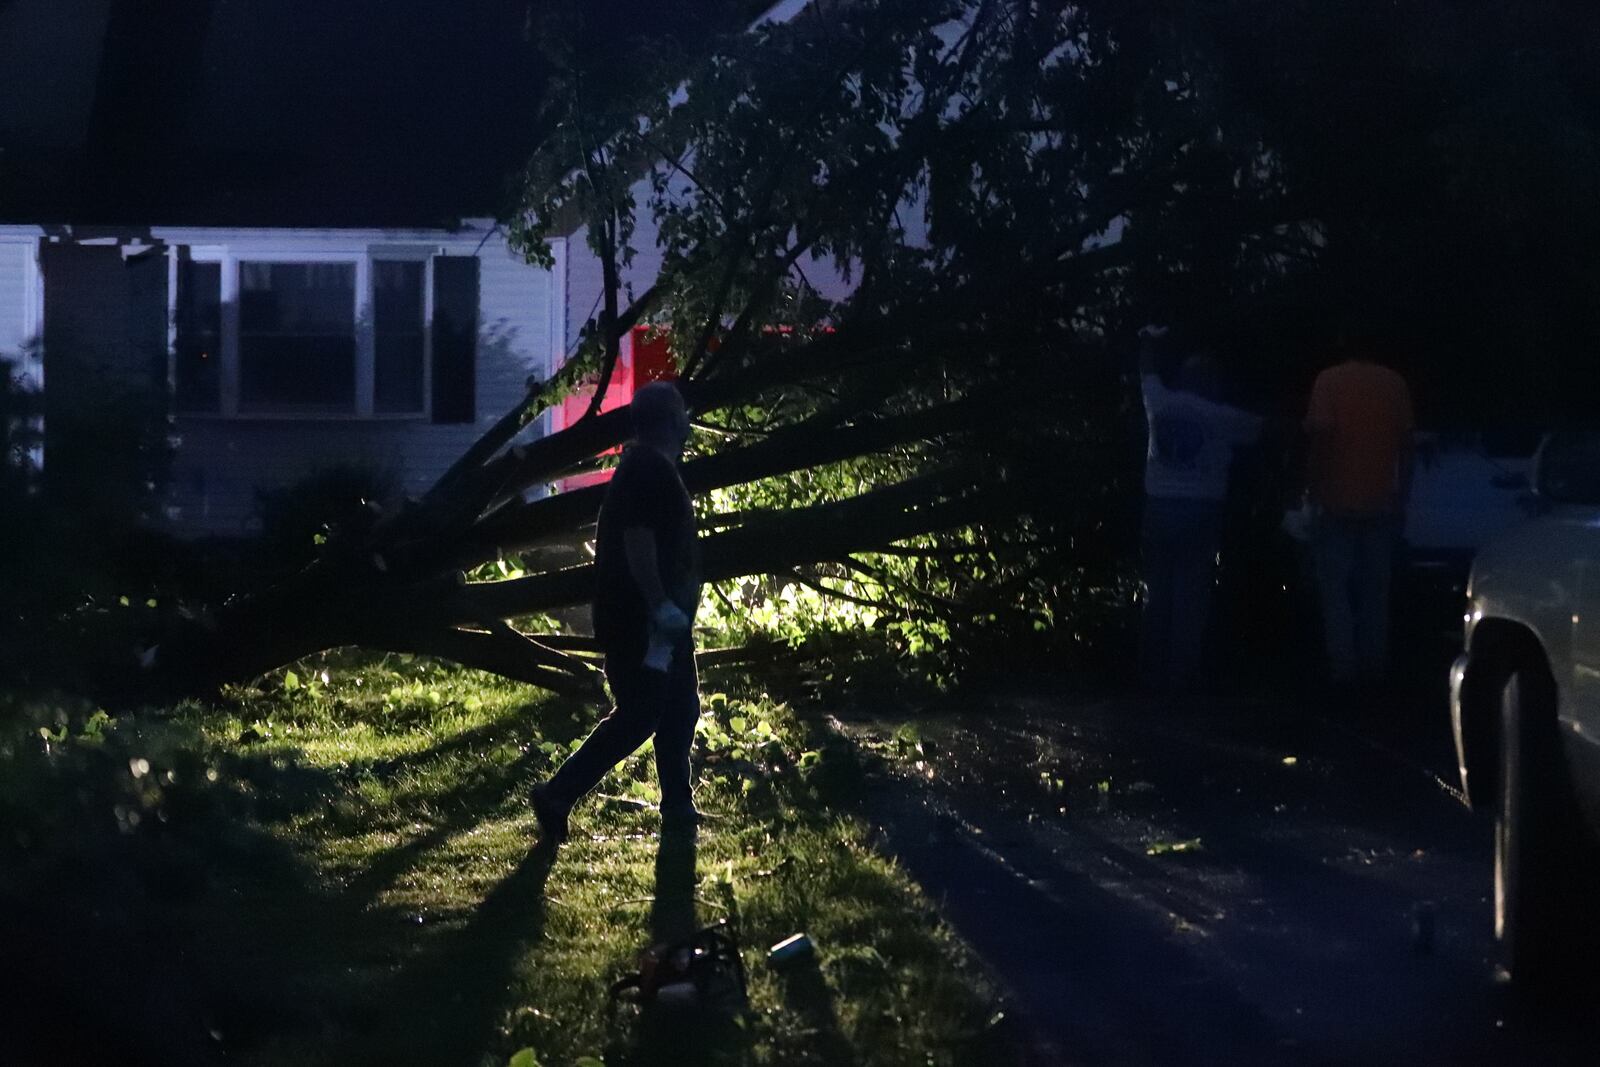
837, 686, 1600, 1065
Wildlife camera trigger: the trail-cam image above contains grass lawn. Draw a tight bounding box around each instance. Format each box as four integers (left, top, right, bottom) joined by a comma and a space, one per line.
1, 653, 1017, 1066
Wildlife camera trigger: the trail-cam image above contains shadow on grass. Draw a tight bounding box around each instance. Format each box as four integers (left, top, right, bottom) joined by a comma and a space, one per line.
342, 694, 592, 784
337, 745, 544, 916
3, 683, 614, 1066
353, 841, 558, 1066
651, 823, 699, 945
0, 747, 357, 1065
361, 705, 539, 777
607, 826, 762, 1067
776, 957, 857, 1067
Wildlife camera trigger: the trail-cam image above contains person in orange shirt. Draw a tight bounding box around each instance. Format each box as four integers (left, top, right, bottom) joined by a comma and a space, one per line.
1305, 339, 1415, 685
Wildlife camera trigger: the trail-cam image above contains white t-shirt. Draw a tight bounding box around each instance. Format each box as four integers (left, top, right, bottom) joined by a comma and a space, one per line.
1141, 373, 1264, 501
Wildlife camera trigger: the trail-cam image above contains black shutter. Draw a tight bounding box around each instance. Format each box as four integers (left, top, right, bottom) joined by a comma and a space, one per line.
431, 256, 479, 424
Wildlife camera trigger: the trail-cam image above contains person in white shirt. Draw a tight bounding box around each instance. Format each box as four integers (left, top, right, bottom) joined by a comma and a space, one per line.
1137, 325, 1265, 693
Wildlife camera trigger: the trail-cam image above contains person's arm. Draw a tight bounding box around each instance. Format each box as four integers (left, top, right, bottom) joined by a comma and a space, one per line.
624, 526, 691, 635
611, 452, 691, 636
1307, 429, 1333, 506
1138, 329, 1163, 377
1137, 325, 1167, 409
623, 527, 671, 611
1395, 380, 1417, 511
1304, 373, 1333, 505
1210, 401, 1266, 445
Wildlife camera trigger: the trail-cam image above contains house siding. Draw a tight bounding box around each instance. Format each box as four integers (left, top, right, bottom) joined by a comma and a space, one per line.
149, 226, 564, 536
0, 233, 37, 362
562, 182, 666, 357
558, 171, 851, 366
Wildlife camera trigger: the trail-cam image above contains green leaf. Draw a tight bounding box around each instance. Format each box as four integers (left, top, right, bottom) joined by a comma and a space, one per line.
283, 669, 300, 691
80, 709, 112, 741
507, 1050, 541, 1067
1145, 837, 1203, 856
893, 722, 923, 747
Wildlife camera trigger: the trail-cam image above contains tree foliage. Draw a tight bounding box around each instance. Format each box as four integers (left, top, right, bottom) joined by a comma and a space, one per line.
20, 0, 1600, 698
498, 0, 1310, 677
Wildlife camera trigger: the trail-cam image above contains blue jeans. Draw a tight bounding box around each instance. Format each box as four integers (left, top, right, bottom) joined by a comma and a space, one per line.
1140, 496, 1224, 691
546, 637, 700, 810
1312, 511, 1397, 683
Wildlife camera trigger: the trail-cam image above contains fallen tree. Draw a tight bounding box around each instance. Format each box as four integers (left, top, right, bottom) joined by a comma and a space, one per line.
8, 1, 1590, 703
124, 0, 1323, 699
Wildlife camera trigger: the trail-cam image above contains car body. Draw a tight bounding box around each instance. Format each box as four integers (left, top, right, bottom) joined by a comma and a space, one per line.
1405, 432, 1535, 570
1274, 432, 1536, 650
1449, 430, 1600, 980
1281, 431, 1535, 569
1452, 516, 1600, 814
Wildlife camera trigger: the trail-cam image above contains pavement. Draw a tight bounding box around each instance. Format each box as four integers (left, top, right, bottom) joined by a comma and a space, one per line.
835, 682, 1600, 1065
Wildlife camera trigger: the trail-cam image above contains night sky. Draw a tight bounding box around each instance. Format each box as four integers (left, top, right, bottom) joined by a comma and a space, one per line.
0, 0, 754, 226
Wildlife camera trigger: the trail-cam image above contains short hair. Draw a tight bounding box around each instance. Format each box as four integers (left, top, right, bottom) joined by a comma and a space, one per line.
630, 380, 686, 439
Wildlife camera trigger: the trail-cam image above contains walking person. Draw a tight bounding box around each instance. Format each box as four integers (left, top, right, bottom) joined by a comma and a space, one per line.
1137, 325, 1265, 693
1304, 333, 1415, 685
530, 381, 703, 847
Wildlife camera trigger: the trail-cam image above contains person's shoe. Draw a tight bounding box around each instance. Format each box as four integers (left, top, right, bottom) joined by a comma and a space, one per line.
530, 783, 570, 846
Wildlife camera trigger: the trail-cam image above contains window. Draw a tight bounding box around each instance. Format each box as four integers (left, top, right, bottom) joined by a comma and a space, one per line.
173, 260, 221, 413
374, 260, 425, 414
431, 256, 478, 424
169, 250, 460, 419
239, 262, 356, 413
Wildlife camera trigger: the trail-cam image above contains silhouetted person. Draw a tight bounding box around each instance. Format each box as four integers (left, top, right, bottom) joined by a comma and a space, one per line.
1304, 335, 1414, 685
1137, 325, 1264, 693
531, 382, 702, 846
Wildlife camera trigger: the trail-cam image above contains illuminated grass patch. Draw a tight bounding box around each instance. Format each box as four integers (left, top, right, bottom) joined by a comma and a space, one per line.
1, 655, 1014, 1065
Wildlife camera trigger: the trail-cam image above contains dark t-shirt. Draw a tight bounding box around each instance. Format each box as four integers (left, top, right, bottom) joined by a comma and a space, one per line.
592, 444, 698, 651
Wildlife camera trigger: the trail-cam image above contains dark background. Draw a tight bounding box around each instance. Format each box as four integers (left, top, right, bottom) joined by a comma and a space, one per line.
0, 0, 758, 227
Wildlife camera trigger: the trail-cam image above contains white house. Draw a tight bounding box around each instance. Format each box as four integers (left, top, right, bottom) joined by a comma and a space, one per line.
0, 222, 568, 536
0, 0, 825, 537
0, 0, 580, 538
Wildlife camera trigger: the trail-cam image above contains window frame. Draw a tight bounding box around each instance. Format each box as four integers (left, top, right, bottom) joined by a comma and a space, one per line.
167, 246, 436, 421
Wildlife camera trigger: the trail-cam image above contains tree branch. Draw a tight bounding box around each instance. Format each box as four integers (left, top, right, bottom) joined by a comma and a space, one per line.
444, 465, 1011, 623
451, 392, 986, 566
377, 624, 603, 698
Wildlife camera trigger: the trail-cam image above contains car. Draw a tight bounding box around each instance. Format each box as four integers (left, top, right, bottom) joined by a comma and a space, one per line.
1272, 432, 1537, 655
1450, 429, 1600, 983
1404, 431, 1537, 573
1280, 431, 1536, 571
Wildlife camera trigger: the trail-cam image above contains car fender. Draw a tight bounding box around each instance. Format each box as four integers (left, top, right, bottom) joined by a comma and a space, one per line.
1454, 517, 1583, 810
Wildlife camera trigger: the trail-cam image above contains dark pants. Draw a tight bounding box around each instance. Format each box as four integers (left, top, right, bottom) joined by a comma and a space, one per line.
1312, 511, 1397, 683
546, 638, 700, 810
1140, 496, 1224, 692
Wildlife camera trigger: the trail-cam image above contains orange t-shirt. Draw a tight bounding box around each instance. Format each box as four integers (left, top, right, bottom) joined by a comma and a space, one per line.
1305, 360, 1414, 514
